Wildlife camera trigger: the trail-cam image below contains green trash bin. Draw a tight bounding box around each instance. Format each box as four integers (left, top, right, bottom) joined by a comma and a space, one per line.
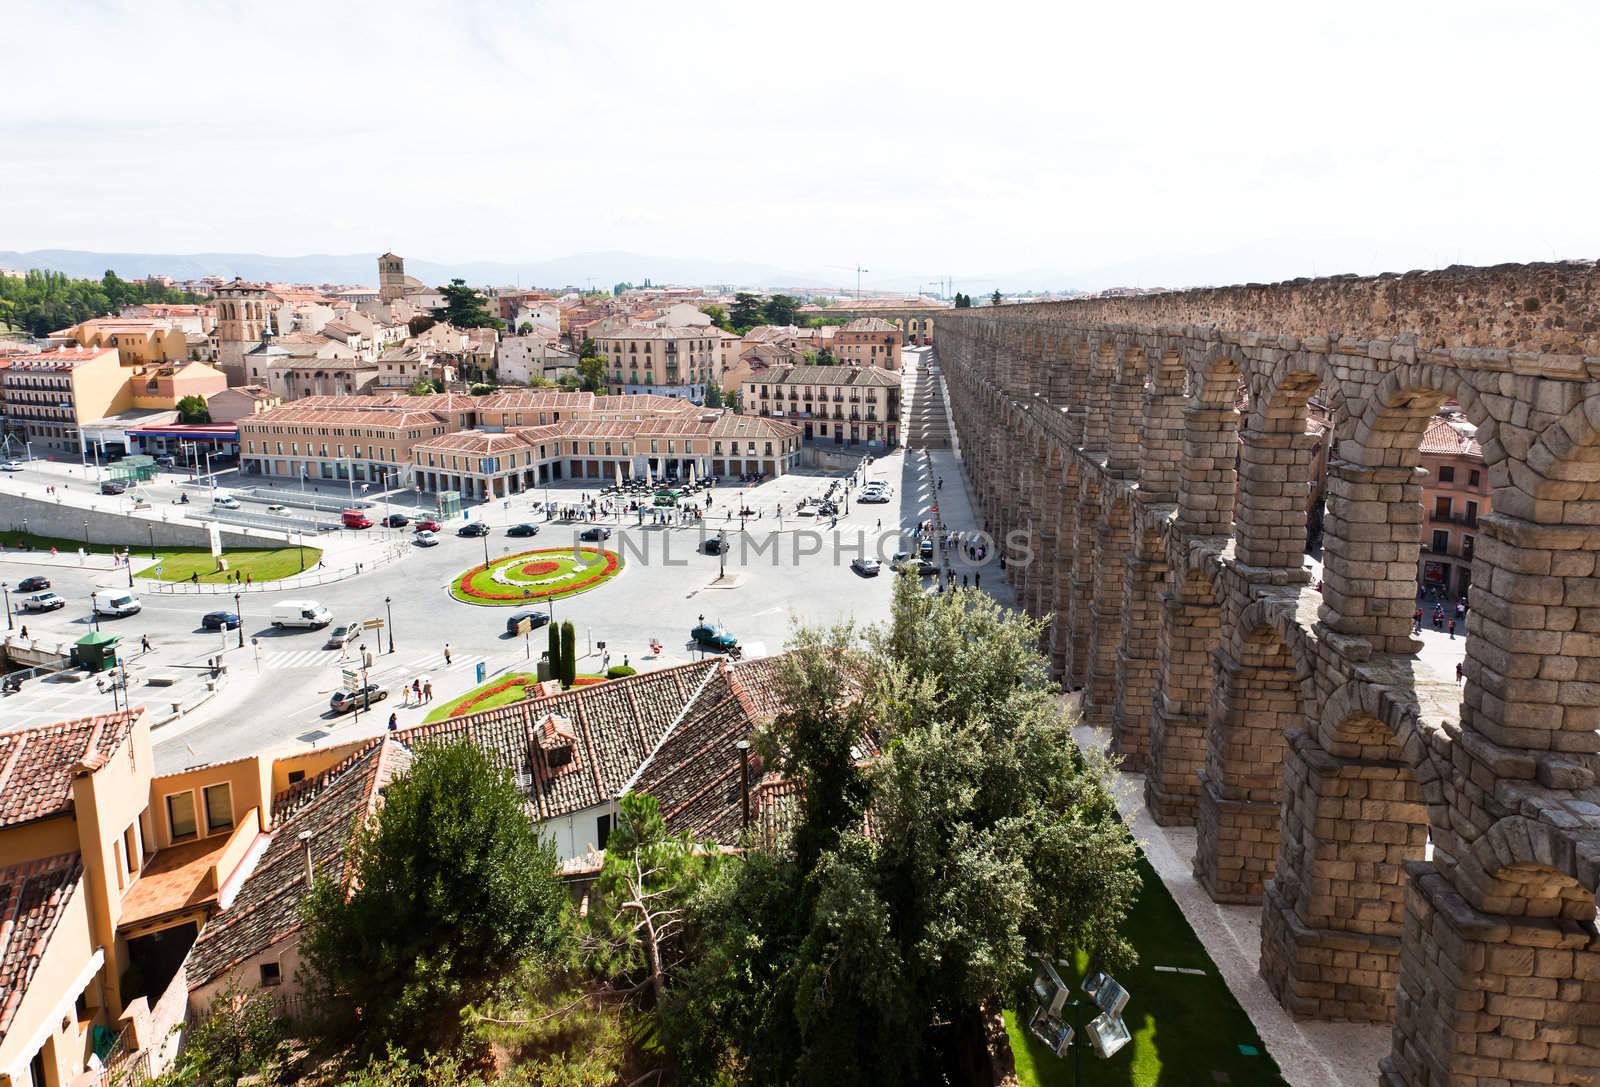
75, 631, 121, 673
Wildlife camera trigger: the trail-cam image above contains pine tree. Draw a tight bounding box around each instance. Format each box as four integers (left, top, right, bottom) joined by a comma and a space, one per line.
560, 621, 577, 687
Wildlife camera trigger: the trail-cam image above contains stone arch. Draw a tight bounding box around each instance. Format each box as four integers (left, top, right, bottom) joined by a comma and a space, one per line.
1236, 353, 1333, 570
1194, 598, 1311, 903
1177, 343, 1244, 534
1456, 816, 1596, 918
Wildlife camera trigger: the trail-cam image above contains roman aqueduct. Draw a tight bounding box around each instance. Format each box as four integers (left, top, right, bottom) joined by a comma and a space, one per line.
936, 262, 1600, 1086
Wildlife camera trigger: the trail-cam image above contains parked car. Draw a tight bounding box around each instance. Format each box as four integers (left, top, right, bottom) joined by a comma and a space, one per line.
579, 526, 613, 541
458, 522, 490, 537
324, 623, 360, 649
413, 530, 439, 547
851, 557, 881, 577
202, 611, 241, 631
341, 509, 374, 529
384, 513, 410, 527
919, 538, 934, 559
21, 591, 65, 612
154, 455, 176, 468
507, 523, 540, 538
917, 559, 938, 577
17, 575, 50, 592
690, 621, 738, 650
264, 504, 290, 516
858, 490, 890, 504
212, 495, 240, 509
329, 684, 387, 715
505, 609, 551, 634
99, 481, 126, 495
701, 536, 728, 554
0, 461, 22, 471
414, 518, 441, 533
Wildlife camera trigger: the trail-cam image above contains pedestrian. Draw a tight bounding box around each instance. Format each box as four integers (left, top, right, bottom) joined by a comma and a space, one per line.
141, 634, 150, 653
962, 574, 968, 587
423, 679, 433, 702
412, 678, 421, 702
1447, 618, 1455, 639
191, 571, 199, 584
20, 625, 29, 640
387, 711, 398, 732
1455, 662, 1464, 683
975, 572, 981, 589
1413, 607, 1423, 634
443, 643, 452, 665
246, 573, 251, 585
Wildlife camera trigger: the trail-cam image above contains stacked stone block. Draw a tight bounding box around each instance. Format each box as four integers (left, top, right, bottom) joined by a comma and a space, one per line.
1319, 460, 1425, 655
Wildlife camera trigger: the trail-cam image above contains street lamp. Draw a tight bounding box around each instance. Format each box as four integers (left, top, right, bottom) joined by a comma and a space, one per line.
234, 591, 243, 649
1, 582, 11, 630
148, 523, 156, 560
385, 595, 395, 653
1028, 961, 1132, 1085
82, 519, 89, 550
481, 530, 490, 570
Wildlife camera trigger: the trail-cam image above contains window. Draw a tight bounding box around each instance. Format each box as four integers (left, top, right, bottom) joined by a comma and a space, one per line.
1462, 534, 1475, 560
124, 824, 141, 874
286, 769, 306, 785
167, 792, 197, 840
1438, 466, 1455, 484
597, 814, 612, 850
1469, 469, 1480, 487
1432, 530, 1449, 554
1433, 496, 1452, 519
259, 961, 282, 987
1466, 500, 1479, 527
204, 783, 234, 832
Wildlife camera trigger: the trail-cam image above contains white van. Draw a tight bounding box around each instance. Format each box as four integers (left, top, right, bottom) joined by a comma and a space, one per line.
92, 590, 142, 618
271, 600, 333, 630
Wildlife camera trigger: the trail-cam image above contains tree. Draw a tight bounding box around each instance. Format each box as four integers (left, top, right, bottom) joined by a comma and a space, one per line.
431, 279, 503, 330
665, 582, 1140, 1084
408, 377, 435, 397
176, 395, 210, 424
469, 382, 497, 396
548, 622, 561, 669
613, 282, 634, 296
703, 381, 724, 408
762, 294, 800, 327
954, 292, 972, 309
299, 739, 566, 1050
576, 354, 607, 394
729, 292, 764, 332
0, 268, 203, 337
990, 289, 1003, 307
815, 346, 836, 366
151, 982, 286, 1086
578, 336, 598, 360
559, 621, 576, 687
699, 303, 732, 332
517, 321, 534, 336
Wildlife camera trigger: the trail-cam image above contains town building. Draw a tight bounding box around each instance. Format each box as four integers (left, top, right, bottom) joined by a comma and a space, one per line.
593, 326, 720, 401
1418, 412, 1489, 601
51, 318, 191, 367
832, 317, 902, 370
212, 279, 271, 385
126, 361, 228, 411
740, 364, 900, 448
204, 385, 282, 424
0, 346, 129, 456
495, 335, 577, 385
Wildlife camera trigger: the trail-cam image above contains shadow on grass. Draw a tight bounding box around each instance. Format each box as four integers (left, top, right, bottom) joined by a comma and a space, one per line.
1006, 856, 1288, 1087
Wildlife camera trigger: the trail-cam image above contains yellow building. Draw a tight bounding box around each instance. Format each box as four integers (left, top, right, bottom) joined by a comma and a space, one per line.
128, 362, 228, 411
593, 326, 721, 401
0, 711, 274, 1087
53, 319, 189, 368
0, 347, 130, 456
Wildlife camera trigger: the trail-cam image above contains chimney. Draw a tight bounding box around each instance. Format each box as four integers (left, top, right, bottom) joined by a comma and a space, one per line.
298, 829, 315, 887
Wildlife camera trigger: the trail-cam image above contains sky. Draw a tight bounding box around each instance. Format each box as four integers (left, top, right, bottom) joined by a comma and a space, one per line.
4, 0, 1598, 291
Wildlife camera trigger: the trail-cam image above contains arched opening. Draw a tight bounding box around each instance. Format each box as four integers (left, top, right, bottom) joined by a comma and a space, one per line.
1195, 615, 1306, 904
1236, 364, 1327, 571
1177, 348, 1242, 534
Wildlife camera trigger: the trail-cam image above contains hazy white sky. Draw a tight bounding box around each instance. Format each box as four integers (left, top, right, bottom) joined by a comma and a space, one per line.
4, 0, 1597, 288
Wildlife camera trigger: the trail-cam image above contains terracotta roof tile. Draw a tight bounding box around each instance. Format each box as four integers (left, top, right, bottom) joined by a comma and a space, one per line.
0, 712, 140, 830
0, 853, 83, 1041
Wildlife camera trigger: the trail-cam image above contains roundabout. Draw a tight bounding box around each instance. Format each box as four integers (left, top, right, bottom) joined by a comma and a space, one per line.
450, 546, 622, 606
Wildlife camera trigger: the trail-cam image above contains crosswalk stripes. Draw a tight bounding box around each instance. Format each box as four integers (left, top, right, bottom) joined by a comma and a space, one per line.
256, 647, 481, 673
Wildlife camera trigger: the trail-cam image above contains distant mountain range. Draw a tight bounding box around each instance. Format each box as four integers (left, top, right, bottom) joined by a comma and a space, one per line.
0, 248, 863, 293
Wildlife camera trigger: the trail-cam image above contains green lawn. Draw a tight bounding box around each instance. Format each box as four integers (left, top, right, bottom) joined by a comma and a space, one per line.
135, 547, 322, 584
0, 531, 319, 584
424, 672, 545, 723
1006, 856, 1287, 1087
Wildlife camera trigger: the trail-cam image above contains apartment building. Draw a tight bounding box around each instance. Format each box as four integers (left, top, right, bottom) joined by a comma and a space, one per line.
52, 318, 191, 367
833, 317, 902, 370
495, 336, 578, 386
0, 711, 277, 1087
1418, 413, 1489, 601
239, 405, 449, 486
741, 364, 900, 448
0, 347, 130, 456
127, 361, 228, 411
594, 326, 720, 401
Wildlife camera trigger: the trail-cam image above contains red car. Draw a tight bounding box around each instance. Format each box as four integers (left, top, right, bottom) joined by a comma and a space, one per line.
414, 518, 441, 533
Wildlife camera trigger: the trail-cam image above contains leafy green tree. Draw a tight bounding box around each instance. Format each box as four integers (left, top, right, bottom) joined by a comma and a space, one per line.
990, 289, 1003, 306
698, 303, 732, 331
0, 268, 202, 337
613, 282, 634, 296
175, 395, 210, 424
815, 347, 836, 366
469, 382, 497, 396
703, 382, 723, 408
299, 739, 566, 1051
149, 982, 285, 1086
559, 621, 576, 687
578, 335, 598, 360
576, 355, 607, 393
408, 377, 435, 396
517, 321, 534, 336
548, 622, 561, 670
431, 279, 503, 330
729, 292, 764, 332
762, 294, 800, 327
665, 582, 1140, 1084
954, 292, 972, 308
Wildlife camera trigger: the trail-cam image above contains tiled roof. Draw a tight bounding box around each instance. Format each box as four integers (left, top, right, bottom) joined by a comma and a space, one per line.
1420, 414, 1483, 459
475, 390, 595, 412
0, 853, 83, 1042
241, 407, 442, 429
186, 738, 411, 990
629, 667, 760, 844
0, 712, 140, 829
397, 660, 721, 820
840, 317, 900, 332
2, 347, 118, 371
762, 364, 899, 388
414, 431, 529, 455
708, 414, 801, 439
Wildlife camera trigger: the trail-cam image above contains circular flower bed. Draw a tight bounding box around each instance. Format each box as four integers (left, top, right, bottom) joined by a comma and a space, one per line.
450, 546, 622, 606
